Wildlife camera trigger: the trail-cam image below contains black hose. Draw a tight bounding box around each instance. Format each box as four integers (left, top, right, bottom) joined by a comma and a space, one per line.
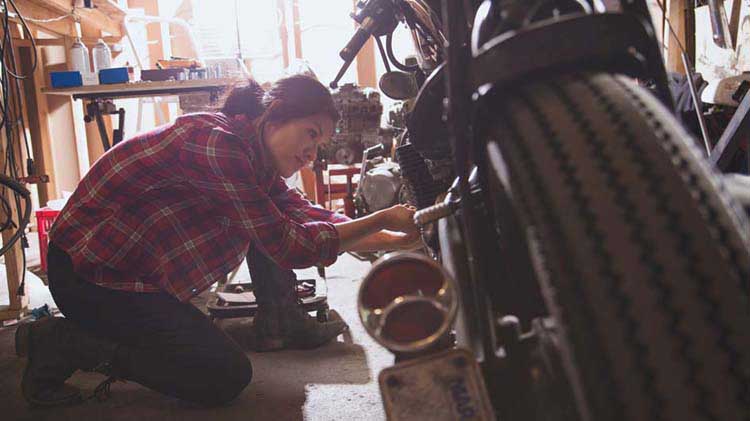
375, 36, 391, 73
386, 32, 419, 72
0, 173, 31, 257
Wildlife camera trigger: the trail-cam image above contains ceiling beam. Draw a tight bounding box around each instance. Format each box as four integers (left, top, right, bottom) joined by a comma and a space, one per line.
10, 0, 124, 39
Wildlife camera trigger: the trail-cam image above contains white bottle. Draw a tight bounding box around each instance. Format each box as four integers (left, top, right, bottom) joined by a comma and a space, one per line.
92, 39, 112, 74
69, 38, 90, 76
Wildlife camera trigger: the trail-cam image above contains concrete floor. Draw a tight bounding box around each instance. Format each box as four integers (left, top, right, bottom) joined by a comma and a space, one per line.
0, 248, 391, 421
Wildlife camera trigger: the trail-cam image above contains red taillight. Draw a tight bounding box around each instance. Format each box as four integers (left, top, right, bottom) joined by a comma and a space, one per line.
381, 299, 445, 343
360, 260, 444, 309
358, 252, 457, 353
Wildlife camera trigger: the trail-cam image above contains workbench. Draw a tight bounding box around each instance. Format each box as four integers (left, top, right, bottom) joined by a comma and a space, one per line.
42, 78, 238, 151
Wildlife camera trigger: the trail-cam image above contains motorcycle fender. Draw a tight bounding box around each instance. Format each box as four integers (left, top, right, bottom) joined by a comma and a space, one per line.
470, 12, 673, 109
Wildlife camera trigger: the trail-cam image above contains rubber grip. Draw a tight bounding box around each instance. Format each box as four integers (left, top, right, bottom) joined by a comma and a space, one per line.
340, 27, 371, 62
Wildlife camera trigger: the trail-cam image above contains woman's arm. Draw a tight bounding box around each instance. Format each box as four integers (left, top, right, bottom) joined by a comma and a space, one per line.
346, 230, 422, 252
334, 205, 418, 251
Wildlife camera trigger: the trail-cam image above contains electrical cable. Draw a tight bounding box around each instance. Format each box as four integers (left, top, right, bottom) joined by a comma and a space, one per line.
0, 0, 37, 297
3, 0, 38, 79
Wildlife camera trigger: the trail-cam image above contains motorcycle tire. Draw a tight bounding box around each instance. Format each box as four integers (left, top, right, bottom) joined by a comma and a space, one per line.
484, 72, 750, 421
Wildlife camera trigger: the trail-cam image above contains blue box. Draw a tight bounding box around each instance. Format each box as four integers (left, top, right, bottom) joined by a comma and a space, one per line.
98, 67, 130, 84
50, 71, 82, 88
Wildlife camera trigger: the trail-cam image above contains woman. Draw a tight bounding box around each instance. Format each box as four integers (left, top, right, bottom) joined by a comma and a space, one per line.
15, 75, 420, 408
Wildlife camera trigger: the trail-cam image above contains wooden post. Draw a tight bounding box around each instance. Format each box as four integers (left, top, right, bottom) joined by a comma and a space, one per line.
666, 0, 687, 74
292, 0, 304, 59
21, 37, 58, 204
356, 39, 377, 88
0, 49, 30, 320
278, 0, 290, 68
352, 0, 377, 88
0, 142, 29, 321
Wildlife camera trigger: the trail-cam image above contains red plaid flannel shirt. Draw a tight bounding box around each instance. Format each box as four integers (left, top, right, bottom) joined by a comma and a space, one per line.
49, 112, 349, 301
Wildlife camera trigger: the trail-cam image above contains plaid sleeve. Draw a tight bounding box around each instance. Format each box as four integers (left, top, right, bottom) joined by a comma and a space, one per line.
179, 127, 341, 268
268, 176, 352, 224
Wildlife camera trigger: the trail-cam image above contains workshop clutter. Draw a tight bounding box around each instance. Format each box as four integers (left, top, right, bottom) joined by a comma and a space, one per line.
35, 207, 60, 272
51, 37, 124, 87
50, 54, 225, 88
53, 40, 219, 88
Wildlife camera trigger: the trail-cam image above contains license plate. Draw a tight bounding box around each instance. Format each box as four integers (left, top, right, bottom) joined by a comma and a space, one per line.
378, 348, 495, 421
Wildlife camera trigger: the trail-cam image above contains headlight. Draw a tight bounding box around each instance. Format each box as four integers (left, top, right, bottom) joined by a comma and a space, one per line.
358, 252, 457, 353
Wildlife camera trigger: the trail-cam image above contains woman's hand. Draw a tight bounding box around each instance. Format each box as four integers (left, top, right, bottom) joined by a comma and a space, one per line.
389, 230, 423, 251
335, 204, 420, 252
377, 204, 418, 235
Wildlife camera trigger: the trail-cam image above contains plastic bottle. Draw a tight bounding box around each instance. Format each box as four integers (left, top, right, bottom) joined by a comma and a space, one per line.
69, 38, 90, 76
92, 39, 112, 74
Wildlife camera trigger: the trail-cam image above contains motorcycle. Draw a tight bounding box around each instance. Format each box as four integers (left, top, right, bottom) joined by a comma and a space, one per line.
330, 1, 750, 420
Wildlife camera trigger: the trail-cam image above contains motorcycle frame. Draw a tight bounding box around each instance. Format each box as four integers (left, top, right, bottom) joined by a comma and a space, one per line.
439, 0, 673, 367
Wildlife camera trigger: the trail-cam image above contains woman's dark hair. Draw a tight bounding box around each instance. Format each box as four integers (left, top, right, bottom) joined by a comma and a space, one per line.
221, 75, 339, 133
220, 78, 266, 119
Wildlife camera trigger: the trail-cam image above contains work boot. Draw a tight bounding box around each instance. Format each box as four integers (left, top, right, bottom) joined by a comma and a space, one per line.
247, 247, 348, 351
279, 304, 349, 350
15, 316, 122, 407
251, 303, 348, 351
250, 302, 285, 351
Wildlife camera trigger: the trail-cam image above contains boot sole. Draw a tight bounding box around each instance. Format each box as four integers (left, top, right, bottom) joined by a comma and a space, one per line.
23, 375, 82, 408
251, 337, 286, 353
286, 322, 349, 350
17, 321, 83, 407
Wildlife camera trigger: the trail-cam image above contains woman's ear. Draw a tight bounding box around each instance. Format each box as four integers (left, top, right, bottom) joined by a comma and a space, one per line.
264, 121, 279, 136
263, 121, 278, 140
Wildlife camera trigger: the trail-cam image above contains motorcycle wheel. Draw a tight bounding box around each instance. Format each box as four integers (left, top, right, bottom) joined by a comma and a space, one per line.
484, 72, 750, 421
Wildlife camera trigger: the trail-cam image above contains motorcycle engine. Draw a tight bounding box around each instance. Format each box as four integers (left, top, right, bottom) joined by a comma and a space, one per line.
322, 84, 393, 165
396, 142, 453, 209
355, 158, 405, 215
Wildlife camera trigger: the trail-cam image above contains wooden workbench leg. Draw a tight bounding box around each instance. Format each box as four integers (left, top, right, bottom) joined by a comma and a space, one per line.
0, 125, 29, 322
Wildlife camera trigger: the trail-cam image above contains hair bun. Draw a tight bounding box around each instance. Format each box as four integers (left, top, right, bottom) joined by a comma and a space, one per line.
220, 79, 266, 120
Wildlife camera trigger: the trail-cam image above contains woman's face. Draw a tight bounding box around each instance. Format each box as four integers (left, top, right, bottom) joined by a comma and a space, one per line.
263, 113, 335, 178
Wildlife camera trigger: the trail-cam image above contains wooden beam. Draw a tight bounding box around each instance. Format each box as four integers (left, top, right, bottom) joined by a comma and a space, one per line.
12, 38, 66, 47
7, 0, 76, 37
21, 44, 57, 204
278, 0, 290, 68
0, 307, 25, 322
292, 0, 303, 59
10, 0, 123, 38
31, 0, 126, 26
356, 39, 377, 88
666, 0, 687, 74
351, 0, 377, 88
32, 0, 125, 18
75, 6, 123, 38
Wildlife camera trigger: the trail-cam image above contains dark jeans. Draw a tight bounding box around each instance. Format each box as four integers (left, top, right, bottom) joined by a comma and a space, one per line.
47, 242, 253, 407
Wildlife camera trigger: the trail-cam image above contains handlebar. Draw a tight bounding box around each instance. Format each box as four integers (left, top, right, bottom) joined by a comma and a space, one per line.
331, 17, 377, 89
340, 26, 372, 62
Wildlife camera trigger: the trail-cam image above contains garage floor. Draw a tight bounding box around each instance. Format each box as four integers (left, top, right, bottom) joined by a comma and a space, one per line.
0, 246, 390, 421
